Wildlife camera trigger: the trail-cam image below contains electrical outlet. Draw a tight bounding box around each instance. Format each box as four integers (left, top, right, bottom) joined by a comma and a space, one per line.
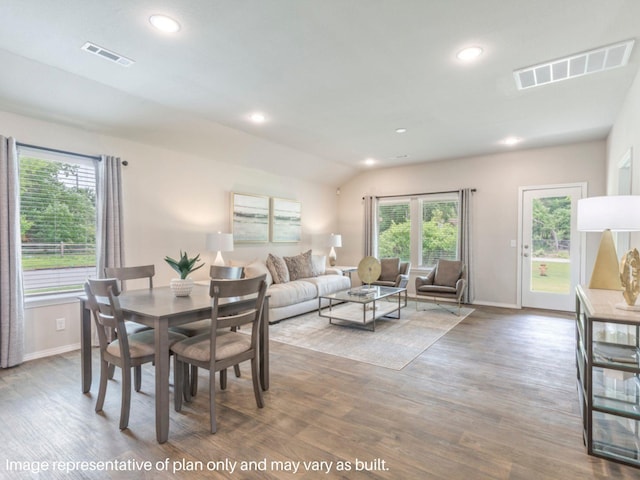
55, 318, 65, 331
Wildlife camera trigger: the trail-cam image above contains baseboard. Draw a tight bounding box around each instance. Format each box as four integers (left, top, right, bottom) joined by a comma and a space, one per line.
23, 343, 80, 362
469, 300, 520, 309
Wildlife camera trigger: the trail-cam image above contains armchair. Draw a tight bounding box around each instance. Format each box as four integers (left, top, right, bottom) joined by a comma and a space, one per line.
370, 258, 411, 288
415, 259, 466, 315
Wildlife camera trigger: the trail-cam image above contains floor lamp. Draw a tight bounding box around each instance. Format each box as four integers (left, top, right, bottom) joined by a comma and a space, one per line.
577, 196, 640, 307
206, 232, 234, 266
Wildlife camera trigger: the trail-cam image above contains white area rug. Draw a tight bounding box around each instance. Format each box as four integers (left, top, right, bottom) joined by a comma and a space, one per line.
269, 302, 474, 370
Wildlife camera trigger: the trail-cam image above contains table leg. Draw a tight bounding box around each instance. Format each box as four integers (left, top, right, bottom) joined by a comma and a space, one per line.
155, 319, 170, 444
80, 300, 92, 393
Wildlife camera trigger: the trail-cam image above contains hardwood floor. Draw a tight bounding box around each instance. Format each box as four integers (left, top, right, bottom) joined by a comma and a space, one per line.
1, 305, 639, 479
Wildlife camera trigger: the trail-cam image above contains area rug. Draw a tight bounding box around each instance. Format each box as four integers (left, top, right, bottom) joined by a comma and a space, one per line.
268, 302, 474, 370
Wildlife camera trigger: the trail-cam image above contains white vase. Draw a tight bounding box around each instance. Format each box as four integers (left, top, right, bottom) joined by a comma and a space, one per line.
170, 278, 194, 297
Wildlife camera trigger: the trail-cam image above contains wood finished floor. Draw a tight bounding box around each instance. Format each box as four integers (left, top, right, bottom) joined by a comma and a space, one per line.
1, 306, 639, 479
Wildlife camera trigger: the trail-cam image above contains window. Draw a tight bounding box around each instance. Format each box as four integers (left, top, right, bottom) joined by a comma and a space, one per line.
377, 200, 411, 262
377, 193, 460, 269
19, 146, 98, 296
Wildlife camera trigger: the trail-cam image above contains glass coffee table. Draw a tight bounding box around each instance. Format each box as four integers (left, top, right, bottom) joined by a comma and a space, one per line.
318, 286, 407, 331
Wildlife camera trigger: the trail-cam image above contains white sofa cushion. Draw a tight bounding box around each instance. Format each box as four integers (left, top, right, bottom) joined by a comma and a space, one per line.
305, 274, 350, 297
311, 254, 326, 276
267, 280, 318, 308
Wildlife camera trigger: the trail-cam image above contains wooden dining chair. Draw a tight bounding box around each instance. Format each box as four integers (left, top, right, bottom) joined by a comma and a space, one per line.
84, 279, 186, 431
171, 265, 245, 396
171, 275, 267, 433
104, 264, 155, 291
104, 265, 155, 334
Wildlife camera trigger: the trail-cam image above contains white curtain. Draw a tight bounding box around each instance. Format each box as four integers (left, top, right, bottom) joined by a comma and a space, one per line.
0, 136, 24, 368
96, 155, 125, 277
459, 188, 474, 304
363, 196, 378, 257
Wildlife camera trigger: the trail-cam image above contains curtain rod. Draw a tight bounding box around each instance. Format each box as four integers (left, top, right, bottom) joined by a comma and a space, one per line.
363, 188, 476, 200
17, 142, 102, 162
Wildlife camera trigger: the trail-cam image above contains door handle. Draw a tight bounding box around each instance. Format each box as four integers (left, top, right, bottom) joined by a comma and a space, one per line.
523, 253, 529, 257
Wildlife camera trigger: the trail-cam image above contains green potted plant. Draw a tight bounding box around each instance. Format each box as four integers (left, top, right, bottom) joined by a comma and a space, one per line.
164, 251, 204, 296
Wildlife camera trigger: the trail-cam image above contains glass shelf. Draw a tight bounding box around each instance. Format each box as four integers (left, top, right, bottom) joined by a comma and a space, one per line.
593, 321, 638, 346
593, 411, 640, 462
593, 342, 639, 369
593, 367, 640, 417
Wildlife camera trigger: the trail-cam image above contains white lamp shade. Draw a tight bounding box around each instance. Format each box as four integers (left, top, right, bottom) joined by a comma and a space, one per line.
329, 233, 342, 248
206, 232, 234, 252
577, 195, 640, 232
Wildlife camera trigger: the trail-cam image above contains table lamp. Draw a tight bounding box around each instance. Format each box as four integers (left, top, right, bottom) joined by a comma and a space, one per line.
206, 232, 234, 266
328, 233, 342, 267
577, 195, 640, 307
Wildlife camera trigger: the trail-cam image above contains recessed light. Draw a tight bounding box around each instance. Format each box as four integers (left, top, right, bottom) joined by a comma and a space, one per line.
364, 158, 376, 166
502, 136, 521, 146
249, 112, 266, 123
395, 128, 407, 134
149, 15, 181, 33
456, 46, 483, 62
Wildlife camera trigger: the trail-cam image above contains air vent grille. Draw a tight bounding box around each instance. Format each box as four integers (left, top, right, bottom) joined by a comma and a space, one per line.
81, 42, 134, 67
514, 40, 634, 90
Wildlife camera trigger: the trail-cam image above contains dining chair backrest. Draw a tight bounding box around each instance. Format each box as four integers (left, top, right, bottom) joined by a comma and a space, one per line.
105, 265, 155, 290
209, 265, 244, 280
209, 275, 267, 357
85, 278, 129, 354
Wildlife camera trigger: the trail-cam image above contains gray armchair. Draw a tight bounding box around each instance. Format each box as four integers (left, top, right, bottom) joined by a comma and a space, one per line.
371, 258, 411, 288
415, 259, 466, 315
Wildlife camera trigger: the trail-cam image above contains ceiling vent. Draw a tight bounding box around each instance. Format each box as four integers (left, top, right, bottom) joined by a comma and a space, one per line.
81, 42, 135, 67
514, 40, 634, 90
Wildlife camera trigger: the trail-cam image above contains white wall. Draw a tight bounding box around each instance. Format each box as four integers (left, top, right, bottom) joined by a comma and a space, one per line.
0, 110, 339, 359
607, 68, 640, 249
337, 141, 606, 307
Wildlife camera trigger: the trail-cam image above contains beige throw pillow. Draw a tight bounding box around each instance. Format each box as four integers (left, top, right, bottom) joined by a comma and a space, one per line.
284, 250, 314, 281
266, 254, 289, 284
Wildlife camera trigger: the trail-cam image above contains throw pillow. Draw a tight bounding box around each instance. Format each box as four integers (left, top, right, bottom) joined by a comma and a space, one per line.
435, 260, 462, 287
379, 257, 400, 281
266, 254, 289, 284
311, 254, 326, 276
284, 250, 314, 281
243, 259, 273, 286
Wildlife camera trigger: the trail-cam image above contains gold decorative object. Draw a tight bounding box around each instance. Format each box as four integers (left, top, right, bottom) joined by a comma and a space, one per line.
588, 229, 622, 290
577, 196, 640, 291
619, 248, 640, 310
357, 256, 381, 286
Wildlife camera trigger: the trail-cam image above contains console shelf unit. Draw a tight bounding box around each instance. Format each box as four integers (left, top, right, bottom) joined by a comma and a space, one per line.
576, 285, 640, 468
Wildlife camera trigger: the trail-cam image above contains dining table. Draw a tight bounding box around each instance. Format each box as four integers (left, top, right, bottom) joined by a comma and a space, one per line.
78, 283, 270, 443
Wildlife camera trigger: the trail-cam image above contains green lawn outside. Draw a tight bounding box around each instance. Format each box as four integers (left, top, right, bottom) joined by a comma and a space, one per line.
22, 254, 95, 270
531, 259, 571, 294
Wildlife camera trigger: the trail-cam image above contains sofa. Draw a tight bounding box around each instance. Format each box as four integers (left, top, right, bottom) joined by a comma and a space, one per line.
237, 250, 351, 323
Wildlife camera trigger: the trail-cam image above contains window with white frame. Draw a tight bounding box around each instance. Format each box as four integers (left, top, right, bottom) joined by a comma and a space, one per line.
377, 192, 460, 268
18, 145, 98, 296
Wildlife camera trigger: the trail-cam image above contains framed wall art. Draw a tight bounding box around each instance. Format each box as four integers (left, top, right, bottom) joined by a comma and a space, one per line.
231, 192, 270, 243
270, 197, 301, 243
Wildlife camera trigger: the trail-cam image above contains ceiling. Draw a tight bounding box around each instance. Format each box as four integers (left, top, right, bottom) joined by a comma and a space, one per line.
0, 1, 639, 186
